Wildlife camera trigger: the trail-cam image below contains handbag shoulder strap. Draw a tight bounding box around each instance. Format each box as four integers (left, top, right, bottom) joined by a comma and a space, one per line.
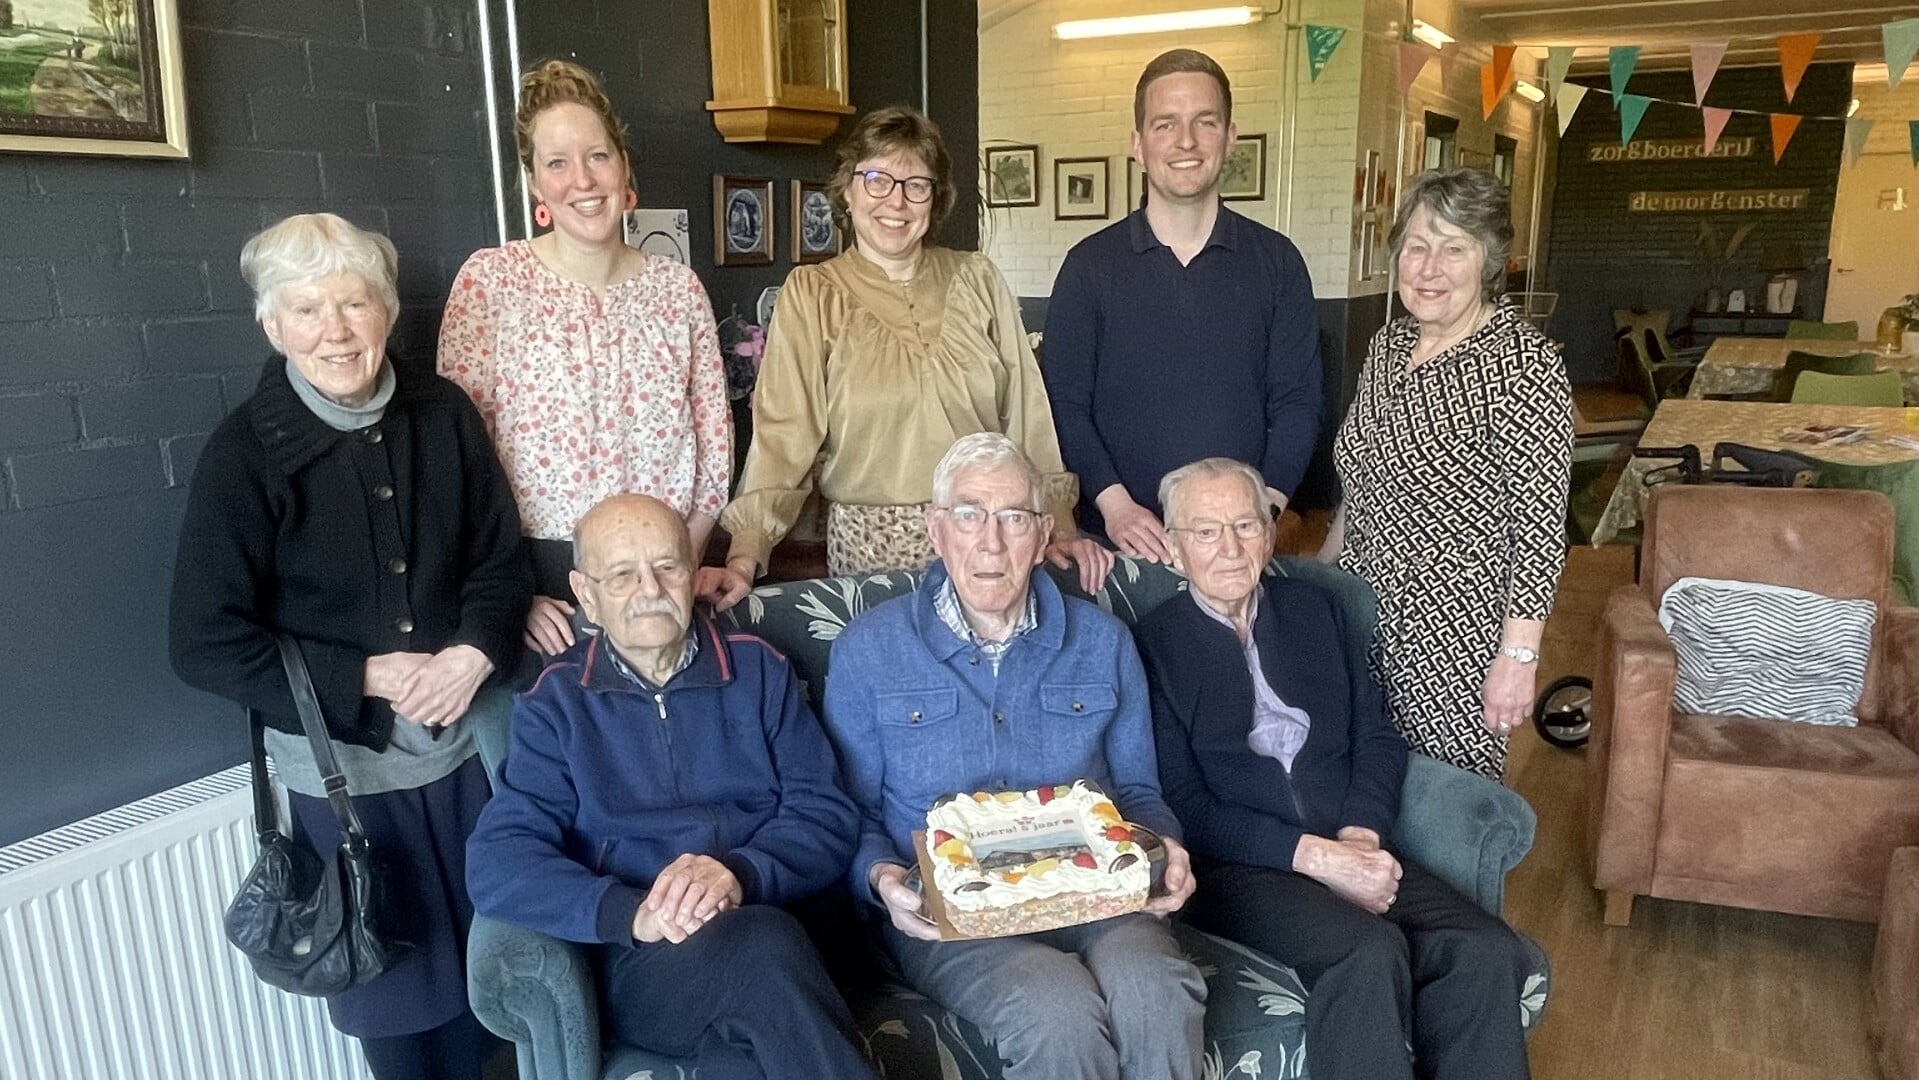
271, 635, 371, 850
245, 709, 279, 845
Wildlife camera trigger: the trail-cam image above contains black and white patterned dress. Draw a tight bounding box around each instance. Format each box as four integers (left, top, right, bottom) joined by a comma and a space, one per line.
1333, 298, 1572, 779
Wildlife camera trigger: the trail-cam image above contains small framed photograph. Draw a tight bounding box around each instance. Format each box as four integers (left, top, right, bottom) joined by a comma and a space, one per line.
984, 144, 1040, 207
713, 174, 775, 266
622, 208, 691, 265
1220, 133, 1267, 201
790, 178, 841, 264
1126, 157, 1145, 211
1052, 157, 1109, 220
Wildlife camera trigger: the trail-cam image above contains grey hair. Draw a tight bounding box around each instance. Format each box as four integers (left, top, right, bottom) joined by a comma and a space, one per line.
1159, 457, 1273, 525
1388, 168, 1512, 302
931, 432, 1042, 510
241, 213, 401, 324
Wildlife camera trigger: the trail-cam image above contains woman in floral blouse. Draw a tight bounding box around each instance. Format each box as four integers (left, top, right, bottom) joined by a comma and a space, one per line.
439, 59, 731, 655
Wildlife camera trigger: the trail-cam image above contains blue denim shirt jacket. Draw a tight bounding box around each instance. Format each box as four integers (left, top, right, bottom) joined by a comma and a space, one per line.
823, 561, 1182, 907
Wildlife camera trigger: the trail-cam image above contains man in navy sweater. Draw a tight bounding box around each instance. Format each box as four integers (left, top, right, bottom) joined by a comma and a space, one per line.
467, 495, 878, 1079
1136, 459, 1532, 1080
1043, 48, 1321, 561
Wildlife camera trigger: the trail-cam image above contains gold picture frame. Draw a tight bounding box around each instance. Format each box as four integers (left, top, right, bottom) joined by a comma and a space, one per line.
0, 0, 190, 158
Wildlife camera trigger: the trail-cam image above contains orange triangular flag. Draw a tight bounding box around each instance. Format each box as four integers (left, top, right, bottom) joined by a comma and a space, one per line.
1481, 63, 1501, 119
1701, 107, 1732, 157
1493, 44, 1517, 92
1778, 32, 1821, 102
1770, 113, 1802, 162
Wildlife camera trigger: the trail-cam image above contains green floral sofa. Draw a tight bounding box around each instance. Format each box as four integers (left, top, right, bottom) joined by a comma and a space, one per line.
468, 556, 1549, 1080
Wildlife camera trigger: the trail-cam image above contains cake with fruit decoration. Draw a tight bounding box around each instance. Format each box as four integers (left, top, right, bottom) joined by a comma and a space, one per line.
922, 780, 1151, 937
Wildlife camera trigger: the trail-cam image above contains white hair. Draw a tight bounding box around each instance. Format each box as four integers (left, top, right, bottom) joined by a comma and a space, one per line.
1158, 457, 1273, 525
931, 432, 1042, 509
241, 213, 400, 324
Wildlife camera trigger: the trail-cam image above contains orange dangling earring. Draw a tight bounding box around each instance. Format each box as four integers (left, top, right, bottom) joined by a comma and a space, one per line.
625, 189, 638, 211
533, 203, 552, 228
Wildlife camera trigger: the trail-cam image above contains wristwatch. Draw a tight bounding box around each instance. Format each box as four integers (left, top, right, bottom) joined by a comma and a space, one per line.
1498, 645, 1540, 664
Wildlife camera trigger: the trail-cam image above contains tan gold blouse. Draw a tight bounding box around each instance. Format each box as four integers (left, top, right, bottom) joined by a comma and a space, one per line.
722, 245, 1075, 572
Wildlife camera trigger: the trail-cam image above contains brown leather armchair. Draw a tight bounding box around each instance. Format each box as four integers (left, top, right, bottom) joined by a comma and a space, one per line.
1587, 486, 1919, 926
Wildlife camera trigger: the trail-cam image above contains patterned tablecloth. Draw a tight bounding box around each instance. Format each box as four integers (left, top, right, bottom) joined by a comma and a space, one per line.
1686, 336, 1919, 401
1591, 399, 1919, 545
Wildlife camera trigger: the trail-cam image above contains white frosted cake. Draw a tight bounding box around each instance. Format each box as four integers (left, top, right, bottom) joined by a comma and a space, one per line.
924, 780, 1150, 937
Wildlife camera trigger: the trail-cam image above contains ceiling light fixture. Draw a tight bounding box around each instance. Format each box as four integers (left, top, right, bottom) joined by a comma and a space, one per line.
1409, 19, 1454, 50
1515, 80, 1545, 104
1053, 6, 1266, 41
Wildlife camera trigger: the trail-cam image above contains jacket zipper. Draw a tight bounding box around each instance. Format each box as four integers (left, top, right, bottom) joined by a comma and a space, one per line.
654, 692, 683, 801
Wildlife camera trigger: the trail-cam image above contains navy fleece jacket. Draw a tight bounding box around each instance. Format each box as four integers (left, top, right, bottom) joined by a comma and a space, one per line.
467, 617, 856, 944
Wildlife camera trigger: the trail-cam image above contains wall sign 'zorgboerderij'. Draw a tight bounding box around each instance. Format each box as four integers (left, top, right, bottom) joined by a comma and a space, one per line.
1627, 189, 1812, 213
1586, 137, 1758, 163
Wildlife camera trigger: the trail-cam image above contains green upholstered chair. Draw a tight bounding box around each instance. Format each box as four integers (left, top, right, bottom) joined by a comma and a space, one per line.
1619, 332, 1694, 412
1790, 370, 1904, 407
1817, 459, 1919, 605
1775, 351, 1879, 401
1786, 319, 1861, 340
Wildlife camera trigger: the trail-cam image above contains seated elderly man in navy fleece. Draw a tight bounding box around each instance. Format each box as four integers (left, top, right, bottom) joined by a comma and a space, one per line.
824, 431, 1206, 1080
1136, 458, 1533, 1080
467, 494, 880, 1080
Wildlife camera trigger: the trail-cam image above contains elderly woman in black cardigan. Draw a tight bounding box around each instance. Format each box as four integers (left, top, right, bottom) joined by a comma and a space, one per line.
1135, 458, 1532, 1080
170, 213, 529, 1080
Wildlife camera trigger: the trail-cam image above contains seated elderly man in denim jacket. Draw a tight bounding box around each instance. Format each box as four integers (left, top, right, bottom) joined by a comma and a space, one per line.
824, 432, 1207, 1080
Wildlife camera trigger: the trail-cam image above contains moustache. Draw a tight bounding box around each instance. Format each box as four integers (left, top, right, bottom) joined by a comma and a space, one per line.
624, 597, 682, 619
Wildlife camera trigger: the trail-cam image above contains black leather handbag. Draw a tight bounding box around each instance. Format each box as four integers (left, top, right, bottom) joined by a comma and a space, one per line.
224, 636, 403, 997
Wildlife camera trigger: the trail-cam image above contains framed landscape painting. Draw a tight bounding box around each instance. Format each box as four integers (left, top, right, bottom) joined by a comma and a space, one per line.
0, 0, 190, 157
984, 144, 1039, 208
1219, 133, 1266, 201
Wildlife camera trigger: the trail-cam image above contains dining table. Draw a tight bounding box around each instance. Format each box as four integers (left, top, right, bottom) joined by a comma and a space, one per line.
1685, 336, 1919, 402
1589, 398, 1919, 546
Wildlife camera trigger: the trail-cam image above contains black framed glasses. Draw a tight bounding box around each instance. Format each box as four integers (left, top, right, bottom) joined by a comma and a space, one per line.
859, 169, 938, 204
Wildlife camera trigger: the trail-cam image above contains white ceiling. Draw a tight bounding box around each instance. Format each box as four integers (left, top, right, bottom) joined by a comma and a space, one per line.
1441, 0, 1903, 70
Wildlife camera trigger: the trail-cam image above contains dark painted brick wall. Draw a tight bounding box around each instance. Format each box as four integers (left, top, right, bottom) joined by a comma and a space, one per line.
1544, 63, 1850, 382
0, 0, 490, 847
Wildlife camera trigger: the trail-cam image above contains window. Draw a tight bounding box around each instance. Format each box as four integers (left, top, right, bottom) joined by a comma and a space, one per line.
1424, 111, 1458, 171
1492, 134, 1517, 187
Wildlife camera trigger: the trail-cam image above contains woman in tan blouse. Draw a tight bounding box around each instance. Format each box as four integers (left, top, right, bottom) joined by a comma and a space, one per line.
704, 106, 1111, 607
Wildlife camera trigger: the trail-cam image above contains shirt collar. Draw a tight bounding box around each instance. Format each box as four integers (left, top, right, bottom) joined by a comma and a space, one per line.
1126, 202, 1241, 255
913, 561, 1065, 660
933, 574, 1039, 653
581, 616, 732, 694
1189, 584, 1260, 640
605, 632, 699, 689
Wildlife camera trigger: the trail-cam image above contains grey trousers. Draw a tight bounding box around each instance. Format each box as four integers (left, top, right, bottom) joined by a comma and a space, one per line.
880, 913, 1207, 1080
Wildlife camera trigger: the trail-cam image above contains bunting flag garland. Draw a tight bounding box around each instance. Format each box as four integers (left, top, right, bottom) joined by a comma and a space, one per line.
1777, 32, 1820, 102
1397, 42, 1432, 96
1608, 46, 1641, 105
1555, 82, 1590, 137
1492, 44, 1517, 92
1885, 18, 1919, 88
1770, 113, 1802, 162
1844, 118, 1875, 167
1910, 121, 1919, 165
1689, 42, 1727, 103
1618, 94, 1652, 144
1436, 43, 1457, 86
1701, 106, 1732, 156
1480, 63, 1508, 119
1545, 46, 1575, 101
1305, 25, 1347, 81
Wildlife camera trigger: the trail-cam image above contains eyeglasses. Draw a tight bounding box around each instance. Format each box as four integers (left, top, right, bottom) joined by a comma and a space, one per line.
579, 563, 686, 597
1167, 518, 1268, 546
859, 169, 938, 204
938, 504, 1042, 537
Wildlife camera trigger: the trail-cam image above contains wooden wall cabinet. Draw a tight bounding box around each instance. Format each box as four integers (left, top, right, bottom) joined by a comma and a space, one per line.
706, 0, 853, 145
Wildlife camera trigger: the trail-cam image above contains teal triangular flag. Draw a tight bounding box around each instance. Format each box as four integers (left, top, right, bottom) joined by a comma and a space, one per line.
1618, 95, 1651, 144
1609, 45, 1642, 105
1545, 46, 1575, 100
1886, 18, 1919, 89
1845, 118, 1875, 167
1305, 25, 1347, 82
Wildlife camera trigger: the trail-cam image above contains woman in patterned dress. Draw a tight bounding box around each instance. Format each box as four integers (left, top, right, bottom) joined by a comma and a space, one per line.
701, 106, 1112, 607
1325, 168, 1572, 780
439, 60, 731, 656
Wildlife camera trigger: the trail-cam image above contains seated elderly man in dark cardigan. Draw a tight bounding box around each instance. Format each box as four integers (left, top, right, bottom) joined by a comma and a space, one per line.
1135, 457, 1534, 1080
465, 494, 881, 1080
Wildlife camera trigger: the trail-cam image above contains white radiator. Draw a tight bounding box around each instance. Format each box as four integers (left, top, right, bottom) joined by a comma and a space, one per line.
0, 766, 374, 1080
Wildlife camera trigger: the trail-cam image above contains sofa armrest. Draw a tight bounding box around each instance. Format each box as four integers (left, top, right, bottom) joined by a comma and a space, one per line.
467, 915, 602, 1080
1587, 586, 1678, 896
1392, 752, 1536, 916
1878, 606, 1919, 754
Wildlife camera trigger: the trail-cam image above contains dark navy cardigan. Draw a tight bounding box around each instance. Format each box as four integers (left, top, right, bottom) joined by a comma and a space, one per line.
1135, 575, 1407, 871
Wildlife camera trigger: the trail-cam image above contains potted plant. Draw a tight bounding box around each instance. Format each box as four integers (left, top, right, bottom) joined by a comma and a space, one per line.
1695, 220, 1756, 313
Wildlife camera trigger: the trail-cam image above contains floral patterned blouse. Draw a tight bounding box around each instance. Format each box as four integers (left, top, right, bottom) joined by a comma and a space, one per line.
438, 241, 732, 540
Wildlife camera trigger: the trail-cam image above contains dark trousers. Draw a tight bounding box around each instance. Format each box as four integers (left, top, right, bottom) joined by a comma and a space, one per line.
359, 1010, 495, 1080
1186, 858, 1531, 1080
596, 905, 880, 1080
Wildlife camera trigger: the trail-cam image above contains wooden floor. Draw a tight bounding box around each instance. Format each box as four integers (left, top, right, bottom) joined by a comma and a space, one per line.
1510, 544, 1883, 1080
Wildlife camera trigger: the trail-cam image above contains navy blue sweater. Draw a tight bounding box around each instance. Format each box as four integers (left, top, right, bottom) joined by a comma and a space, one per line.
1042, 207, 1322, 535
1135, 576, 1406, 871
467, 619, 857, 944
